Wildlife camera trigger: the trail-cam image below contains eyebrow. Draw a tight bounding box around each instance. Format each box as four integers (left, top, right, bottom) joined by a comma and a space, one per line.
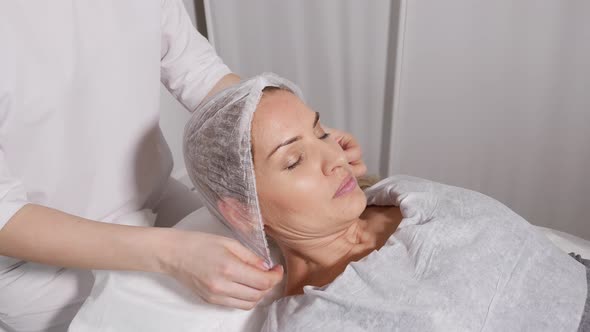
267, 112, 320, 159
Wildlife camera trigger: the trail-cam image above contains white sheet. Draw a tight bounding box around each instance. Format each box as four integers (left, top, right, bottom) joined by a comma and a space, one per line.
263, 176, 589, 331
69, 208, 285, 332
70, 207, 590, 332
537, 226, 590, 258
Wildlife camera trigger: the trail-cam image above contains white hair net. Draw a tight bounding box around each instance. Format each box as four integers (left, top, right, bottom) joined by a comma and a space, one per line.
183, 73, 303, 267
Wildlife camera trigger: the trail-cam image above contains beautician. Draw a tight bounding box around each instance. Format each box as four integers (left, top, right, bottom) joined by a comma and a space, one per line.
0, 1, 365, 331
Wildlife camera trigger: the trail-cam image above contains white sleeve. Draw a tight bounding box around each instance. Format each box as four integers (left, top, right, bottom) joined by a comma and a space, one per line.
160, 0, 232, 112
0, 148, 29, 231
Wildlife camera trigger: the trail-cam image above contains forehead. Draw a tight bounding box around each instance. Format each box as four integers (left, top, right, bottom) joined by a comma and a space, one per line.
254, 90, 313, 130
257, 89, 308, 117
252, 90, 314, 151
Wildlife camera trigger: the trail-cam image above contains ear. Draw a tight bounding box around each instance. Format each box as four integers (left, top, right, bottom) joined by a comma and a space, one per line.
217, 197, 255, 235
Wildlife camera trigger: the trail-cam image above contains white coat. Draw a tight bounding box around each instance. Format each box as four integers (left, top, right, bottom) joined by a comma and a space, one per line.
0, 0, 230, 330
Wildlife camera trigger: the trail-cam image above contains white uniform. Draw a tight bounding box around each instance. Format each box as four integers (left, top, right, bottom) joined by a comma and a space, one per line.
0, 0, 230, 330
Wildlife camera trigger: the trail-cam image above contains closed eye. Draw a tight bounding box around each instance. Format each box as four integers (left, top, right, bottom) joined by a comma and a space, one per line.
286, 156, 302, 171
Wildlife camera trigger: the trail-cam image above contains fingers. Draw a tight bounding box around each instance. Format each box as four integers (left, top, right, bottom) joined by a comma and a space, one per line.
213, 280, 268, 302
230, 261, 284, 291
220, 240, 284, 290
350, 160, 367, 177
168, 233, 284, 311
344, 144, 362, 164
325, 127, 344, 144
332, 128, 356, 148
329, 128, 365, 174
199, 264, 283, 310
341, 139, 366, 177
226, 240, 268, 270
204, 293, 259, 311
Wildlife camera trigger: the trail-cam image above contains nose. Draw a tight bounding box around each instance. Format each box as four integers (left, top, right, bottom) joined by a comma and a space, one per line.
320, 140, 348, 176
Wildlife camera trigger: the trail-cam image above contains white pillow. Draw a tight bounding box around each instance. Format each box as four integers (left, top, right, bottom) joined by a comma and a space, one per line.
536, 226, 590, 258
69, 208, 285, 332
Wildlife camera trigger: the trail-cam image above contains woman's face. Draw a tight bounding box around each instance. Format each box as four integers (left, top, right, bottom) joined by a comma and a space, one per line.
252, 89, 367, 246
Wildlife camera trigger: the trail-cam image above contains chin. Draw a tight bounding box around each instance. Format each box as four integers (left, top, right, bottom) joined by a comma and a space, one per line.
338, 186, 367, 219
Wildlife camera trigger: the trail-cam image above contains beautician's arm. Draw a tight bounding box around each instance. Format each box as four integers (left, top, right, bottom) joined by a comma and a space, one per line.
160, 0, 240, 112
0, 204, 283, 310
203, 73, 241, 101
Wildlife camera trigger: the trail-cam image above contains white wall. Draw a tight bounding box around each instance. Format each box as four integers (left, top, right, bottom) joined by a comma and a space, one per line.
388, 0, 590, 239
205, 0, 391, 175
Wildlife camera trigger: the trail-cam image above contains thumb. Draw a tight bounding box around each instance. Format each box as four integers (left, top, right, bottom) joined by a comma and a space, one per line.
343, 144, 362, 163
227, 241, 269, 271
327, 127, 345, 144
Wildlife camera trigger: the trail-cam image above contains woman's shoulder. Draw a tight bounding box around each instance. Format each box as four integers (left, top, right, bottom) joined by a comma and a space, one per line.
366, 174, 432, 190
362, 175, 438, 206
362, 175, 515, 225
364, 175, 501, 205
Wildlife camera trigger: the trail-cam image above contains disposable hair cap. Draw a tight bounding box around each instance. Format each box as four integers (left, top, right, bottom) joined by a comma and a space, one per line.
183, 73, 303, 267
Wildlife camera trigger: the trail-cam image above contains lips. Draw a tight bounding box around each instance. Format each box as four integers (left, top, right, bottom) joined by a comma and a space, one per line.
334, 174, 357, 198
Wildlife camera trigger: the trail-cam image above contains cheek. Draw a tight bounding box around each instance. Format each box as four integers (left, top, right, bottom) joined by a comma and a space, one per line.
257, 171, 329, 229
261, 172, 326, 215
255, 166, 365, 236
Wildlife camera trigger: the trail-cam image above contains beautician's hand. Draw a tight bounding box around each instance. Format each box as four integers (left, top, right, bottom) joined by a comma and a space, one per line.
159, 229, 283, 310
326, 127, 367, 177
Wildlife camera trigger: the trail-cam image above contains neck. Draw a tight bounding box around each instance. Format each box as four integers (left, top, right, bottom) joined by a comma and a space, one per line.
277, 207, 400, 296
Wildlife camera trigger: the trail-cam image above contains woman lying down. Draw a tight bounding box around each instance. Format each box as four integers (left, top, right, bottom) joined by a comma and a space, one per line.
184, 73, 589, 332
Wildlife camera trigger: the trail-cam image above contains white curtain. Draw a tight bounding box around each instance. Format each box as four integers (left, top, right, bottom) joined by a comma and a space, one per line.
205, 0, 590, 239
388, 0, 590, 239
205, 0, 391, 175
